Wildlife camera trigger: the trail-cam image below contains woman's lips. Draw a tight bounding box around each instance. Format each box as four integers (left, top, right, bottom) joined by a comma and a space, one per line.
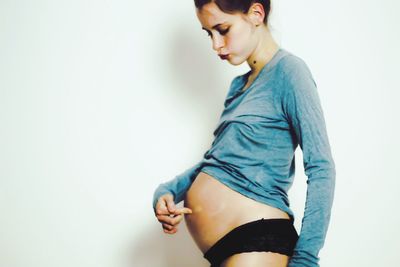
219, 54, 229, 60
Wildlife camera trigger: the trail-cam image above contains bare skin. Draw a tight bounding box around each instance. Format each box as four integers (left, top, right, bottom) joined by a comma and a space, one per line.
154, 2, 293, 266
241, 74, 256, 92
154, 172, 291, 267
184, 172, 290, 267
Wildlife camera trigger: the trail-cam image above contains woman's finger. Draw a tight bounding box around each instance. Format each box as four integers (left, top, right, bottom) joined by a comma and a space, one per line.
163, 227, 178, 234
162, 223, 175, 230
169, 214, 184, 226
157, 213, 183, 226
173, 207, 193, 215
162, 194, 176, 213
155, 200, 169, 215
162, 223, 179, 234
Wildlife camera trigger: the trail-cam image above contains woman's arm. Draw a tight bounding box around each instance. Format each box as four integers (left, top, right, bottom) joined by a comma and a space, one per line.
152, 160, 204, 213
282, 56, 336, 267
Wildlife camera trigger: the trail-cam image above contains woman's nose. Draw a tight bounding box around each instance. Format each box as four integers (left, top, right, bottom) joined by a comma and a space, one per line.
212, 35, 225, 52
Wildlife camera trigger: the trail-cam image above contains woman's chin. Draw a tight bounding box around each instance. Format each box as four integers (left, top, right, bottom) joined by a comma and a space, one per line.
225, 55, 247, 66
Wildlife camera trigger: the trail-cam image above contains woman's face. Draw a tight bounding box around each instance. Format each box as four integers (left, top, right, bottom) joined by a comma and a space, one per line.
196, 2, 258, 65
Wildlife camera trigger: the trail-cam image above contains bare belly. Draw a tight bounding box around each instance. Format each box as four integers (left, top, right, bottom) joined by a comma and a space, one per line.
183, 171, 290, 254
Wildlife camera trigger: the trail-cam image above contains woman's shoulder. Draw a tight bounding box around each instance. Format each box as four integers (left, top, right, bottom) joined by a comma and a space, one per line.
278, 49, 311, 74
276, 49, 315, 84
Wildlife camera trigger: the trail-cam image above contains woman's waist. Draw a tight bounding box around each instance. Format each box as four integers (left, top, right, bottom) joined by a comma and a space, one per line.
184, 171, 290, 222
183, 171, 291, 253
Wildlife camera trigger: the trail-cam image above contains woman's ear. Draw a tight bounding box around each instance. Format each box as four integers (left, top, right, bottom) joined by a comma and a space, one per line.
247, 2, 265, 27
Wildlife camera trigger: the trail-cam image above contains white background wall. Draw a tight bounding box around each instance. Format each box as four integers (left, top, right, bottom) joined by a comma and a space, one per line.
1, 0, 399, 266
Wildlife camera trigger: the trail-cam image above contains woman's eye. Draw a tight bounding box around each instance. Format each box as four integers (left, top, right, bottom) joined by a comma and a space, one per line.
205, 27, 229, 38
219, 28, 229, 35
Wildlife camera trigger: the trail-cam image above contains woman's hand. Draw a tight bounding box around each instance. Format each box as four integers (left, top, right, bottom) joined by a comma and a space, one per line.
154, 193, 192, 234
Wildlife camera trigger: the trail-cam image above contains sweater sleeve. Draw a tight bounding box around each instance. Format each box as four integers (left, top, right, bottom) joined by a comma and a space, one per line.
282, 57, 336, 267
152, 160, 204, 213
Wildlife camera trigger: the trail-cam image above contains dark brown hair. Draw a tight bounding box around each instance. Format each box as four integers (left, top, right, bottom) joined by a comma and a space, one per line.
194, 0, 271, 25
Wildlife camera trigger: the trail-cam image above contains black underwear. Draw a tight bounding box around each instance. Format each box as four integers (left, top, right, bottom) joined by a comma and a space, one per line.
203, 218, 299, 267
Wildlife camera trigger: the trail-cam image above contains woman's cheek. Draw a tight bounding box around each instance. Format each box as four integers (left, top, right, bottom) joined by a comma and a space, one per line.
227, 37, 240, 54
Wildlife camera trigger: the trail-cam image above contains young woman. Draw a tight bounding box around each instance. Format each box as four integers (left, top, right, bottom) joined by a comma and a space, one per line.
152, 1, 336, 266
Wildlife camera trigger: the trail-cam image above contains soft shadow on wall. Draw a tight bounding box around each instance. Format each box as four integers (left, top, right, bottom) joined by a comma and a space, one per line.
166, 23, 233, 117
127, 203, 210, 267
126, 19, 234, 267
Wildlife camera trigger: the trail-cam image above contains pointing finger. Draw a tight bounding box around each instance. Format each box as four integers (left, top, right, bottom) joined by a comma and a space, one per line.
173, 207, 193, 215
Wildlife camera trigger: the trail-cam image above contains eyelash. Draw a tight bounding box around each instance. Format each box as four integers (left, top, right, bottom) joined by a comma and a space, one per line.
207, 28, 230, 37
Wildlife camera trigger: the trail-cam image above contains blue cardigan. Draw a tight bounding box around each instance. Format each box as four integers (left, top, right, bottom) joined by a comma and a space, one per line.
152, 48, 336, 267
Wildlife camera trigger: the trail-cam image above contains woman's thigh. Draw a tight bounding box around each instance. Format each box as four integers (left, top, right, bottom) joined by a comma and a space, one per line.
220, 251, 289, 267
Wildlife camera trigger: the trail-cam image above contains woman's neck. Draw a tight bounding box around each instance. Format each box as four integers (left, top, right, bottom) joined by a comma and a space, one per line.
246, 26, 280, 76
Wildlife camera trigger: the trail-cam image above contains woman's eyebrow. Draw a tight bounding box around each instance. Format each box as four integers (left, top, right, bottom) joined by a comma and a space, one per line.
202, 22, 227, 31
